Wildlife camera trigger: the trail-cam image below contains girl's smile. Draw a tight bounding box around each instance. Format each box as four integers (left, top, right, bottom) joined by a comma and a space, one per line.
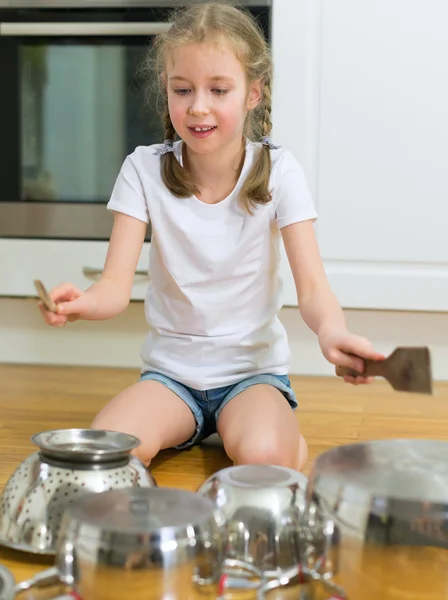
187, 125, 218, 138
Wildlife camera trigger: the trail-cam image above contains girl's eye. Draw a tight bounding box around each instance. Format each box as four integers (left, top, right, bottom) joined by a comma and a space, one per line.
173, 88, 190, 95
213, 88, 228, 95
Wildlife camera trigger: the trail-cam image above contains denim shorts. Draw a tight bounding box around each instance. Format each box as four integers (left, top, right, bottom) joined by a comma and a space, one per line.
139, 371, 298, 450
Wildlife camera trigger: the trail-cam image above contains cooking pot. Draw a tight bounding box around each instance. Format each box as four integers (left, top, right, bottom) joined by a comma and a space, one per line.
196, 464, 309, 574
0, 429, 156, 555
301, 438, 448, 600
196, 464, 343, 599
16, 487, 223, 600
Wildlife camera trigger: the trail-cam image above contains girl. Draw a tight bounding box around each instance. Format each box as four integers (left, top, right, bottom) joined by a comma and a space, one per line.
40, 2, 384, 471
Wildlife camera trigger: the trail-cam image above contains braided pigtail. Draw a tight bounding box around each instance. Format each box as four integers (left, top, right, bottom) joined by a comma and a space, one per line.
239, 78, 276, 212
159, 104, 198, 198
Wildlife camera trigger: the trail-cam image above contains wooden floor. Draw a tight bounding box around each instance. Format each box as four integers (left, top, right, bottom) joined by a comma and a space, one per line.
1, 364, 448, 597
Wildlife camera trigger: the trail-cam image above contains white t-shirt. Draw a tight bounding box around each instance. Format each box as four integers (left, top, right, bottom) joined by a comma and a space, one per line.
107, 139, 318, 390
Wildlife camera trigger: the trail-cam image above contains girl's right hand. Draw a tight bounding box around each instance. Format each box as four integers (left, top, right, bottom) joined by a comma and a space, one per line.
39, 282, 97, 327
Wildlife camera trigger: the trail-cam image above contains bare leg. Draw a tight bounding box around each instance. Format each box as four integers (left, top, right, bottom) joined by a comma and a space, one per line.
217, 384, 308, 471
91, 381, 196, 466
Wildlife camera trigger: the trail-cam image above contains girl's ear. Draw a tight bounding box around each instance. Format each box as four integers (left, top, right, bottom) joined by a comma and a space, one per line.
247, 78, 262, 110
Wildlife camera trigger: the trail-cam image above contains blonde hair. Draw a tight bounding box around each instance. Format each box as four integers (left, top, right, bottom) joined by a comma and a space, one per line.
146, 1, 274, 213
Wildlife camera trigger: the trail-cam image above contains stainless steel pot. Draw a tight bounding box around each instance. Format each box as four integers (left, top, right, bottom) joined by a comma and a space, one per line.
196, 464, 344, 599
16, 487, 223, 600
302, 438, 448, 600
0, 429, 156, 555
196, 464, 309, 575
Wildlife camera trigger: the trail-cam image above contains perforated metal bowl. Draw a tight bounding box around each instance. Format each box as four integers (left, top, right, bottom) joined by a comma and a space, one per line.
0, 428, 156, 555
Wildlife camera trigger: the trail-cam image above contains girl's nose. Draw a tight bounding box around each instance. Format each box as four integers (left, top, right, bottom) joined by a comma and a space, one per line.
188, 93, 210, 117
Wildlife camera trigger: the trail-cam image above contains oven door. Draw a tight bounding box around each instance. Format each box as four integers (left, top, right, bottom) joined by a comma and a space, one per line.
0, 6, 173, 241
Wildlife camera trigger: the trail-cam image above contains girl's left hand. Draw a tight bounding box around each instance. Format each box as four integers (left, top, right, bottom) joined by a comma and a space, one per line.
318, 328, 386, 385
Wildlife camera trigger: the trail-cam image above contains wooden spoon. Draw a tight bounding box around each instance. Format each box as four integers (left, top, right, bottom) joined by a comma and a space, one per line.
33, 279, 57, 313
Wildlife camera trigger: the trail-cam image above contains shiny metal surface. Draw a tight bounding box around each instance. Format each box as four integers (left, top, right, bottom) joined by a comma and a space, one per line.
0, 22, 172, 36
0, 565, 14, 600
0, 203, 152, 241
17, 487, 222, 600
0, 429, 156, 555
32, 428, 140, 464
0, 0, 270, 7
197, 464, 309, 575
0, 202, 116, 241
303, 439, 448, 599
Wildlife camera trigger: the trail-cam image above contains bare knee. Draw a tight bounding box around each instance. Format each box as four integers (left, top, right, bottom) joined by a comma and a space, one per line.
228, 434, 300, 470
227, 433, 308, 472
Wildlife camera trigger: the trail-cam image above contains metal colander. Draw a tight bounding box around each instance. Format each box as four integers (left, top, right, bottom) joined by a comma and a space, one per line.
0, 429, 156, 555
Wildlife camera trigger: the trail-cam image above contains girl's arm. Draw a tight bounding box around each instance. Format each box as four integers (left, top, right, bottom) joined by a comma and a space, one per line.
281, 220, 384, 378
281, 220, 346, 335
42, 212, 147, 324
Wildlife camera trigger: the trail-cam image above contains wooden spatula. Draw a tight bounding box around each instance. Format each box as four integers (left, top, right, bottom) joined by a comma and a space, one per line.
33, 279, 58, 313
336, 346, 433, 394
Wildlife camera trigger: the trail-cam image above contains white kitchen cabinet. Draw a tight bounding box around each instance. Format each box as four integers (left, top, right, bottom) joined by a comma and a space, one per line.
0, 239, 150, 301
272, 0, 448, 311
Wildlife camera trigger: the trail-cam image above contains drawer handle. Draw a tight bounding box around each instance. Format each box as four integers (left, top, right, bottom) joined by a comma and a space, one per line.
83, 267, 149, 279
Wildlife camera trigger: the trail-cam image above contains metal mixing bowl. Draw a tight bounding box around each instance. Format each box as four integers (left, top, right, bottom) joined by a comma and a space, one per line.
0, 428, 156, 556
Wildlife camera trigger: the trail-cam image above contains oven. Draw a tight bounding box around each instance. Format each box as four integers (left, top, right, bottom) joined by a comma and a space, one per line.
0, 0, 271, 242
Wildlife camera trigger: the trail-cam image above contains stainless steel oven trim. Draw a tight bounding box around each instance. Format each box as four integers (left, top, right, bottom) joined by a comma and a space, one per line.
0, 1, 270, 7
0, 21, 172, 35
0, 202, 151, 240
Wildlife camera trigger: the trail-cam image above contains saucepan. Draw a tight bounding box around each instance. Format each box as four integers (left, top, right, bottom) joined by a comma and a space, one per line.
0, 428, 156, 556
15, 487, 223, 600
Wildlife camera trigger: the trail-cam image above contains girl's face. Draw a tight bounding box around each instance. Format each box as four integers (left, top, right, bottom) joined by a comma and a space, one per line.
165, 41, 261, 155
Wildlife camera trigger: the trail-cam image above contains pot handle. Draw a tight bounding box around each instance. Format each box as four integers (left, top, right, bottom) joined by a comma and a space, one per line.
14, 566, 79, 599
15, 566, 61, 592
217, 561, 347, 600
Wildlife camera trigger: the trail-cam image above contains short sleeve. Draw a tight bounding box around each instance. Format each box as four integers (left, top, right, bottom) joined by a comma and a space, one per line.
273, 150, 318, 229
107, 154, 150, 224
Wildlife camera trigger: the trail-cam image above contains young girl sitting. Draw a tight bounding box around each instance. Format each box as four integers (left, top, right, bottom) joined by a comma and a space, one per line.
40, 2, 384, 471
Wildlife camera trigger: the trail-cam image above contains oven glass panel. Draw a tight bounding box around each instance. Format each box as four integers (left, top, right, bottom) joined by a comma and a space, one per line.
20, 43, 162, 202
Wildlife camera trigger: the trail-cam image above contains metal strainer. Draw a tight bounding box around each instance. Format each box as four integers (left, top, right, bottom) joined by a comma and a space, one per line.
0, 429, 156, 556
